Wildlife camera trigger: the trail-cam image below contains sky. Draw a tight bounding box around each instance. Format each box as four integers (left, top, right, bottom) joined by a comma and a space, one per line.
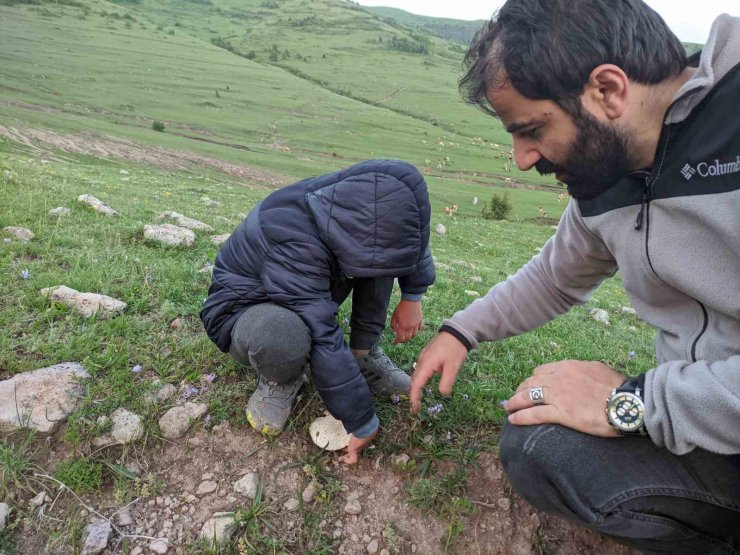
357, 0, 738, 44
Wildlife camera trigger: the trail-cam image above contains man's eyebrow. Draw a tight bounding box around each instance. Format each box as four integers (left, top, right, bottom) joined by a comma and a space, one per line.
505, 120, 538, 134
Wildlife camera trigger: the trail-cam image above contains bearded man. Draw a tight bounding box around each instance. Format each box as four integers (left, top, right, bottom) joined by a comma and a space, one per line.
411, 1, 740, 552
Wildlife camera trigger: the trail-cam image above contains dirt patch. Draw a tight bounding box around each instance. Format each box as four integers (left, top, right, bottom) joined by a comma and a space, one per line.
10, 424, 636, 554
0, 125, 283, 187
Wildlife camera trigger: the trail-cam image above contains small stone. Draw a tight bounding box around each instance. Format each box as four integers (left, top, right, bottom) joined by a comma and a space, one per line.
156, 211, 213, 232
169, 318, 183, 330
78, 194, 118, 216
233, 473, 260, 498
156, 384, 177, 403
144, 224, 195, 247
3, 226, 34, 242
344, 498, 362, 515
198, 512, 237, 545
130, 547, 143, 555
109, 408, 144, 444
309, 414, 351, 451
464, 290, 480, 297
200, 196, 222, 207
497, 498, 511, 511
48, 207, 71, 218
589, 308, 611, 326
40, 285, 127, 318
30, 492, 48, 507
469, 276, 483, 283
283, 498, 300, 512
302, 479, 319, 504
366, 539, 379, 554
411, 544, 417, 553
158, 402, 208, 438
434, 223, 446, 236
81, 519, 112, 555
380, 550, 389, 555
0, 502, 9, 530
149, 538, 169, 554
201, 473, 214, 481
621, 306, 638, 316
210, 234, 230, 246
156, 497, 164, 506
113, 508, 134, 527
333, 529, 342, 539
196, 480, 218, 496
120, 169, 129, 175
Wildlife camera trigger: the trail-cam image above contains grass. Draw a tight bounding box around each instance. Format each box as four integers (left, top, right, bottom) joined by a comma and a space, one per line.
0, 429, 43, 498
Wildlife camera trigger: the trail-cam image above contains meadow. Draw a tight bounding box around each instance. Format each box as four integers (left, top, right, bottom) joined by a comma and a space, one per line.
0, 0, 655, 553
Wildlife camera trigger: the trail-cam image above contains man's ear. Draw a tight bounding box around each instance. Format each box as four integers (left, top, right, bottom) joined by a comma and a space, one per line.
582, 64, 629, 120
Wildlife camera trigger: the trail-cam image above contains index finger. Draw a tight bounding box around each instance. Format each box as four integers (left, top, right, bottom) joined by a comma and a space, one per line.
410, 362, 438, 413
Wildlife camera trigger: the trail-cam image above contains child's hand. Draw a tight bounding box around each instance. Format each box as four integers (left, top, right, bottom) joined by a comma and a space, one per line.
391, 300, 424, 344
339, 431, 378, 465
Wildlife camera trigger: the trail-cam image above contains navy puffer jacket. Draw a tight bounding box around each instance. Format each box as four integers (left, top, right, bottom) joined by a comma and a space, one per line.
201, 160, 435, 432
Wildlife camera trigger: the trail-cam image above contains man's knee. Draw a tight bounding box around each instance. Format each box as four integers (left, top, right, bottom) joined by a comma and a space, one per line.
230, 304, 311, 383
499, 423, 601, 527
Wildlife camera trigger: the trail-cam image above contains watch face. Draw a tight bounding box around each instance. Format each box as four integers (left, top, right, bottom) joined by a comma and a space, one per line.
607, 392, 644, 432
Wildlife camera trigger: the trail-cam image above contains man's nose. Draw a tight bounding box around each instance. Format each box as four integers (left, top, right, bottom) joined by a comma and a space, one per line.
512, 137, 542, 171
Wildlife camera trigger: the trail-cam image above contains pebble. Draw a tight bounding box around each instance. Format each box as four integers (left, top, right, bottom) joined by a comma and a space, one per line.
149, 539, 169, 554
302, 479, 319, 504
366, 539, 379, 554
0, 503, 8, 531
113, 508, 134, 527
283, 498, 300, 512
3, 226, 34, 242
195, 480, 217, 496
30, 491, 48, 507
344, 498, 362, 515
81, 519, 112, 555
497, 498, 511, 511
233, 472, 260, 498
434, 223, 446, 235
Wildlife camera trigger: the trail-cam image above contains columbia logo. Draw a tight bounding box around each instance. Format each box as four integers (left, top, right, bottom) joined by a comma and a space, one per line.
681, 164, 696, 180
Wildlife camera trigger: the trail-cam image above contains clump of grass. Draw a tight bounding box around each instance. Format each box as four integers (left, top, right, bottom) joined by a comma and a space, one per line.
152, 120, 165, 132
0, 429, 43, 498
54, 458, 103, 493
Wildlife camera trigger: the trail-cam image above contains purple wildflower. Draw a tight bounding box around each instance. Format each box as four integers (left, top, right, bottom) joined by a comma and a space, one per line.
3, 238, 12, 244
182, 385, 200, 399
462, 394, 469, 401
628, 351, 637, 360
20, 269, 30, 280
132, 364, 142, 373
391, 394, 401, 405
427, 403, 444, 416
203, 414, 211, 425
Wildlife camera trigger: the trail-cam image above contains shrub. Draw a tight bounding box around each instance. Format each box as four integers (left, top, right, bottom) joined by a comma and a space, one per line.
246, 50, 256, 59
481, 192, 512, 220
152, 120, 165, 132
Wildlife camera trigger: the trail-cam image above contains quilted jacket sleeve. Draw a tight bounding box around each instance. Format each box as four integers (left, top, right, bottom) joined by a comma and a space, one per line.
398, 244, 435, 296
261, 242, 376, 433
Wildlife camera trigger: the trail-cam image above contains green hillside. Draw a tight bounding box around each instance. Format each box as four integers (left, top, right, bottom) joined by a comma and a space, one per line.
365, 5, 487, 45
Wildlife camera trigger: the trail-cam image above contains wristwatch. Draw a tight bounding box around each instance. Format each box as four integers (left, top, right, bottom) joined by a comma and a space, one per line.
605, 376, 648, 436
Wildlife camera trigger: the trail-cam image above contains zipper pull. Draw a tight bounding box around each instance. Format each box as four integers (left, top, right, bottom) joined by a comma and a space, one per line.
635, 193, 647, 230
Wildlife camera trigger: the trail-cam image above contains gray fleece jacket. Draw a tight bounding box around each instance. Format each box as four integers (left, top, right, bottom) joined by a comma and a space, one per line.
445, 14, 740, 456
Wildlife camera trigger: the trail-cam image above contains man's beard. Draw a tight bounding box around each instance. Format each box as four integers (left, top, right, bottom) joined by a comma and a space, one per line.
535, 110, 637, 201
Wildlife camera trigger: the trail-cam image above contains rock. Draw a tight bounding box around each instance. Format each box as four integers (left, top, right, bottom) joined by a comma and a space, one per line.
113, 508, 134, 527
144, 224, 195, 247
391, 453, 410, 466
157, 211, 213, 232
30, 492, 48, 507
81, 519, 112, 555
156, 384, 177, 403
158, 402, 207, 438
3, 226, 34, 242
199, 512, 237, 546
78, 194, 118, 216
621, 306, 638, 316
169, 318, 182, 330
367, 539, 379, 554
380, 550, 389, 555
464, 290, 480, 297
435, 262, 452, 272
434, 223, 446, 236
497, 498, 511, 511
470, 276, 483, 283
196, 480, 218, 496
283, 498, 300, 512
150, 539, 169, 554
233, 472, 260, 499
48, 207, 71, 218
309, 414, 351, 451
344, 498, 362, 516
197, 262, 214, 274
589, 308, 611, 326
40, 285, 127, 318
0, 362, 89, 433
130, 547, 143, 555
210, 234, 230, 246
110, 408, 143, 444
0, 503, 9, 530
302, 479, 319, 504
200, 196, 222, 207
119, 169, 129, 175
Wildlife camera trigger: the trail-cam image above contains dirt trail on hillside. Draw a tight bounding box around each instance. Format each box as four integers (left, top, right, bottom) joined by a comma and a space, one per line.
0, 125, 282, 187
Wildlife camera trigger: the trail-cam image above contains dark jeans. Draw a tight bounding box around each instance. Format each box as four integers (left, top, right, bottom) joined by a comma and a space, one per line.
500, 423, 740, 554
229, 277, 394, 382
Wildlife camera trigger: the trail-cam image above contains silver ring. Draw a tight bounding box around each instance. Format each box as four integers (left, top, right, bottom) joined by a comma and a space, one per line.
529, 387, 545, 404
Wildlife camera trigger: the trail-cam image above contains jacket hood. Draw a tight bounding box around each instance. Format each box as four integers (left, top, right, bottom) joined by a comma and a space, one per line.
305, 161, 431, 279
